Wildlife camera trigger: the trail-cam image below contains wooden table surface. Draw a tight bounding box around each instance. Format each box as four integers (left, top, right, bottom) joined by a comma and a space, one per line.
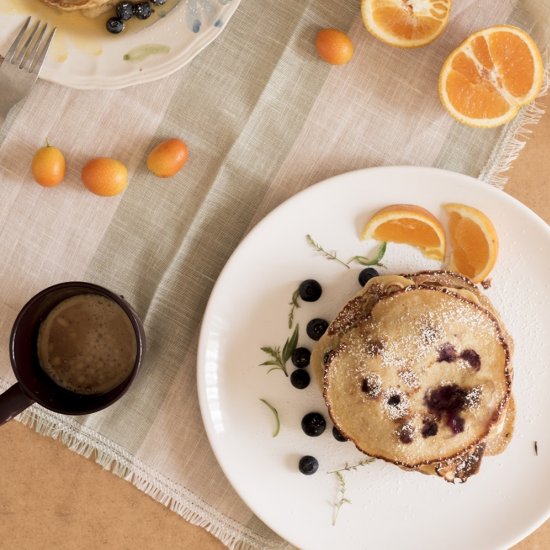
1, 102, 549, 549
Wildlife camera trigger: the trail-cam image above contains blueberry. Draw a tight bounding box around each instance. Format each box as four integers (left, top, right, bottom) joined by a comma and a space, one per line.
301, 412, 326, 437
460, 349, 481, 370
298, 455, 319, 475
290, 369, 310, 389
421, 419, 438, 438
291, 347, 310, 368
151, 0, 166, 4
332, 426, 348, 442
106, 17, 125, 33
358, 267, 379, 287
361, 374, 381, 398
115, 1, 134, 20
398, 423, 415, 444
387, 394, 401, 406
448, 414, 465, 434
437, 343, 457, 363
306, 318, 328, 341
133, 2, 152, 19
425, 384, 466, 412
298, 279, 322, 302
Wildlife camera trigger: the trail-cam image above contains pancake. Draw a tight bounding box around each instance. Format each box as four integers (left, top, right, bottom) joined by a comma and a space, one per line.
312, 271, 513, 482
41, 0, 116, 17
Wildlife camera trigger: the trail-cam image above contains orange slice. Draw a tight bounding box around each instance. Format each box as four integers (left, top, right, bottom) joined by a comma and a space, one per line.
439, 25, 543, 128
361, 204, 446, 260
361, 0, 451, 48
444, 203, 498, 282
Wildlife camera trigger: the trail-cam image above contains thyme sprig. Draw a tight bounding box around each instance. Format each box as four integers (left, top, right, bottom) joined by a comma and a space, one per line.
306, 234, 388, 271
259, 324, 299, 377
327, 457, 376, 475
328, 458, 376, 525
288, 287, 300, 329
306, 234, 350, 269
347, 242, 387, 267
332, 471, 351, 526
259, 399, 280, 437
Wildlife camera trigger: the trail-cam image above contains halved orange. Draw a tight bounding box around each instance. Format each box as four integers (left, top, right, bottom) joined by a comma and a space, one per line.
361, 204, 446, 260
439, 25, 543, 128
361, 0, 452, 48
444, 203, 498, 282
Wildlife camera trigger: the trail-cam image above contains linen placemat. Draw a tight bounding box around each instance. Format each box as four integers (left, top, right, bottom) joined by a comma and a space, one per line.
0, 0, 549, 547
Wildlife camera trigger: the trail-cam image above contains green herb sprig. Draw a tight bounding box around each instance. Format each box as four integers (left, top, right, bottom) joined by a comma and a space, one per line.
347, 242, 387, 267
288, 287, 300, 329
327, 457, 376, 475
328, 458, 376, 525
259, 399, 280, 437
306, 234, 350, 269
332, 470, 351, 526
306, 234, 388, 270
259, 324, 299, 377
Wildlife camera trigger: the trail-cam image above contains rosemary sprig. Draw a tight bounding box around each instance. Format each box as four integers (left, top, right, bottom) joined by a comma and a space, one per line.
259, 324, 299, 377
259, 399, 280, 437
288, 287, 300, 329
328, 458, 375, 525
347, 242, 387, 267
306, 234, 350, 269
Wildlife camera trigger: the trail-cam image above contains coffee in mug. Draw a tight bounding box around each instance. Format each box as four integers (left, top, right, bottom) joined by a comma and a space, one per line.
37, 294, 137, 395
0, 282, 146, 426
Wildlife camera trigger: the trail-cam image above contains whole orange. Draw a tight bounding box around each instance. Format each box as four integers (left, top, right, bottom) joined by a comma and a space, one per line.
146, 138, 189, 178
315, 28, 354, 65
81, 157, 128, 197
32, 145, 65, 187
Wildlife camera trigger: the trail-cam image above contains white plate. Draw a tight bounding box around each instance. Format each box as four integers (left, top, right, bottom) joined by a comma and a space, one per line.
0, 0, 240, 89
197, 166, 550, 549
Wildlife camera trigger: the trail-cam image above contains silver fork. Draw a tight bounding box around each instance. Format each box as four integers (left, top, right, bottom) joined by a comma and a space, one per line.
0, 17, 56, 125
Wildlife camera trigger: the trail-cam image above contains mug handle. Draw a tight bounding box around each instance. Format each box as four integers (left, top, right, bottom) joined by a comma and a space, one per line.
0, 383, 34, 426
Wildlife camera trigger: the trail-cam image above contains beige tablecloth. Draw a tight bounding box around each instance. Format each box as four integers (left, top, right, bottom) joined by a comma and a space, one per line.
0, 1, 549, 548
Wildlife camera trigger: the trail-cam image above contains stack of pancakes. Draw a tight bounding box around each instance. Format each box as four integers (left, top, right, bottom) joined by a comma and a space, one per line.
312, 271, 514, 483
40, 0, 116, 17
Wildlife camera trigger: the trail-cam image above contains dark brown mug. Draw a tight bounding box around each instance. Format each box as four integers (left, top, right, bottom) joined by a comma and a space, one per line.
0, 282, 145, 426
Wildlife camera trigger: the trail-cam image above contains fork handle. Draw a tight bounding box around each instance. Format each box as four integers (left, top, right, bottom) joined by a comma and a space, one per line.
0, 100, 20, 127
0, 108, 8, 128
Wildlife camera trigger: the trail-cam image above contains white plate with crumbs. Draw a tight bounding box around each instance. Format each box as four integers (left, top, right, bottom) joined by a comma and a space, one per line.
0, 0, 240, 89
197, 166, 550, 549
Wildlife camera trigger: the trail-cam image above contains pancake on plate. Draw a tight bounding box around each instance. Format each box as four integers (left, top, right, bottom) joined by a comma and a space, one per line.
41, 0, 116, 17
311, 271, 514, 483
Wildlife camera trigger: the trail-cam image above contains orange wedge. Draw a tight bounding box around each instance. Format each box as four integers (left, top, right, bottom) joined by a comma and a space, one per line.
444, 203, 498, 282
361, 0, 451, 48
439, 25, 543, 128
361, 204, 446, 260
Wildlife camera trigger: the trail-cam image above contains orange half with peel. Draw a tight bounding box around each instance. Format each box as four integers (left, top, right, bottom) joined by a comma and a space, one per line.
439, 25, 543, 128
361, 0, 451, 48
360, 204, 446, 260
444, 203, 498, 283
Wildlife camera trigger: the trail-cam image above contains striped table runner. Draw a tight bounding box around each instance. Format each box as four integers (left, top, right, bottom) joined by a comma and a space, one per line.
0, 0, 548, 547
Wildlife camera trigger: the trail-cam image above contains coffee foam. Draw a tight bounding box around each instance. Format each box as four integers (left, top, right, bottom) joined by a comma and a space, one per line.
37, 294, 137, 395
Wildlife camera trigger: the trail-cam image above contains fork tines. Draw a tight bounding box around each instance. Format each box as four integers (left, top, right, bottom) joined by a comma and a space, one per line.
5, 17, 57, 74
